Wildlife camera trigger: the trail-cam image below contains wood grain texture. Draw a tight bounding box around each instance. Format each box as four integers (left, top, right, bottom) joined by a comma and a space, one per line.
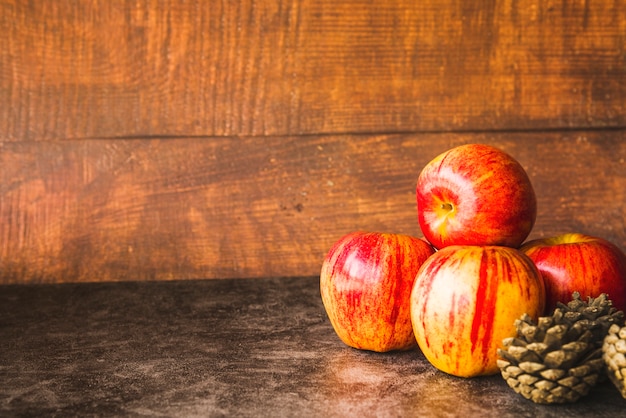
2, 1, 625, 283
1, 0, 624, 140
1, 133, 624, 283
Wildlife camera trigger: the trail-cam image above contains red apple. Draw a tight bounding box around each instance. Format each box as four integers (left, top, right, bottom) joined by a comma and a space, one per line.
410, 245, 545, 377
416, 144, 537, 249
520, 233, 626, 313
320, 231, 435, 352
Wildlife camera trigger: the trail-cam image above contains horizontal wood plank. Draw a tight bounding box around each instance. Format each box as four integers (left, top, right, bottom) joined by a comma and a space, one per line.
1, 133, 624, 283
1, 0, 625, 140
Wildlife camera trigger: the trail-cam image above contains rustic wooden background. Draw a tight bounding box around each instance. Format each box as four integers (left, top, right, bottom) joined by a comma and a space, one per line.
1, 1, 624, 284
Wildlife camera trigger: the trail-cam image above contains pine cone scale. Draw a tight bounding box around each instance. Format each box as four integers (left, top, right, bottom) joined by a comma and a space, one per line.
499, 292, 624, 404
603, 323, 626, 398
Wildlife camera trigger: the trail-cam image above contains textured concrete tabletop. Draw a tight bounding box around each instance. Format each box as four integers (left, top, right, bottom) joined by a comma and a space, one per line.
1, 277, 625, 417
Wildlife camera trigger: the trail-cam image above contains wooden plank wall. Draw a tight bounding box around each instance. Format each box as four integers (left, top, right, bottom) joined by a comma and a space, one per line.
1, 0, 625, 284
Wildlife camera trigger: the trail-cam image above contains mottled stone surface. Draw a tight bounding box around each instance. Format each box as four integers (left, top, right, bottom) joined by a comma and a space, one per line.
1, 277, 624, 417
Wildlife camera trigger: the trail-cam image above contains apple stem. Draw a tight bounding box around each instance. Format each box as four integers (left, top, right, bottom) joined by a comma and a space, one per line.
441, 203, 454, 212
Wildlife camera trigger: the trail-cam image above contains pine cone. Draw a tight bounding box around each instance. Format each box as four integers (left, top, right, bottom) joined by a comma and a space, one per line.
603, 323, 626, 398
497, 292, 624, 404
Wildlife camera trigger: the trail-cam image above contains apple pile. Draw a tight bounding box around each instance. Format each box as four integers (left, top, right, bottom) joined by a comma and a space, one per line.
320, 143, 626, 379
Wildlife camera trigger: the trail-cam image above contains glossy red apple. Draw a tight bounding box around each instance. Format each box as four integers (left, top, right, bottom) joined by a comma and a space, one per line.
416, 144, 537, 249
520, 233, 626, 313
410, 245, 545, 377
320, 231, 435, 352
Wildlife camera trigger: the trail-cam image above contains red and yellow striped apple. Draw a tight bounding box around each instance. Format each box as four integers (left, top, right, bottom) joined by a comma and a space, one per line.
410, 245, 545, 377
416, 144, 537, 249
320, 231, 435, 352
520, 233, 626, 313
